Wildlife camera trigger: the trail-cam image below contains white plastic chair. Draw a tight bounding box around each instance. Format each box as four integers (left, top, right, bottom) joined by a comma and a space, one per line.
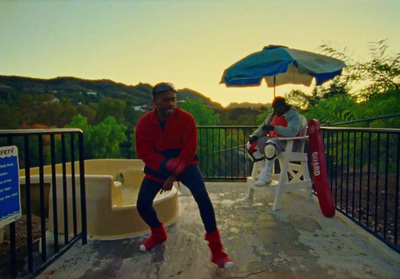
247, 114, 312, 210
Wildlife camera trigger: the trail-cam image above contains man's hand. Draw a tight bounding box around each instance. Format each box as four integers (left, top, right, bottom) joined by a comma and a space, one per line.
261, 124, 274, 132
160, 175, 176, 194
167, 158, 186, 176
249, 135, 258, 144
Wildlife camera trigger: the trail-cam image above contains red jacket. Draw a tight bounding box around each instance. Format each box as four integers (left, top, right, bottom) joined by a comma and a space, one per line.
268, 115, 287, 138
135, 107, 198, 181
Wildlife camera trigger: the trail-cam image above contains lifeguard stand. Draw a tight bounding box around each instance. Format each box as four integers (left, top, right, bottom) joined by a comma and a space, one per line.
247, 115, 312, 210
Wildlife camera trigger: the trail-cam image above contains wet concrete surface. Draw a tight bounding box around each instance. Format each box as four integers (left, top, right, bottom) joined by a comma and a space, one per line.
36, 182, 400, 279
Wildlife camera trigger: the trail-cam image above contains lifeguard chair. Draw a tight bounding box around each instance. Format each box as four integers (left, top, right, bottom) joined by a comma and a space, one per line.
247, 114, 312, 210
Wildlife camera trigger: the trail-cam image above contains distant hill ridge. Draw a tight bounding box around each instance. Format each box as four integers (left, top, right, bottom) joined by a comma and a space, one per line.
0, 75, 269, 109
226, 102, 271, 109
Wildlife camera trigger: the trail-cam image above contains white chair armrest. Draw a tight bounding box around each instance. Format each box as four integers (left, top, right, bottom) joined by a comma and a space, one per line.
276, 136, 308, 141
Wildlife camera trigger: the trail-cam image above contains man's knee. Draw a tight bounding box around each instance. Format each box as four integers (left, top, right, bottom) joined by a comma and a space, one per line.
264, 142, 277, 160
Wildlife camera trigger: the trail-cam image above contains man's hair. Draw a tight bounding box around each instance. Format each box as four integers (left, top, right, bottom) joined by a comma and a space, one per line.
152, 82, 178, 98
272, 96, 286, 107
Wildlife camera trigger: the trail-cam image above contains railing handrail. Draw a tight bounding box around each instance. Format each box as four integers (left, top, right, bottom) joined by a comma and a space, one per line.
199, 125, 400, 134
324, 112, 400, 126
0, 128, 83, 135
198, 125, 400, 133
198, 125, 257, 128
321, 126, 400, 133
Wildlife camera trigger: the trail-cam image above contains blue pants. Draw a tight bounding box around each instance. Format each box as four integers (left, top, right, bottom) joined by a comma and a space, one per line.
137, 164, 217, 234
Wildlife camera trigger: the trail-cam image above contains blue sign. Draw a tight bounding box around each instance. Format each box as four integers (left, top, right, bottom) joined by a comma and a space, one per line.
0, 146, 21, 227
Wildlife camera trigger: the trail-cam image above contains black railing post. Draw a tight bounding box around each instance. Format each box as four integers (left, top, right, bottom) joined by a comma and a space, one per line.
395, 134, 400, 247
384, 134, 390, 238
358, 132, 364, 223
38, 135, 47, 262
50, 134, 59, 251
24, 135, 33, 273
375, 133, 381, 232
7, 136, 17, 279
61, 134, 69, 245
78, 133, 87, 244
70, 134, 78, 236
367, 132, 372, 228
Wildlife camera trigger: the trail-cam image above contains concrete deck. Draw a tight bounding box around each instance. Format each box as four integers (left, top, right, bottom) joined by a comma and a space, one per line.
36, 182, 400, 279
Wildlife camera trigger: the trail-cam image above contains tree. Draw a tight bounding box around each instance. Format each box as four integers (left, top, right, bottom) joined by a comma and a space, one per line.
67, 115, 127, 159
123, 106, 146, 159
179, 99, 219, 125
124, 106, 145, 127
94, 97, 126, 124
77, 103, 97, 125
8, 94, 78, 128
304, 94, 359, 125
285, 89, 311, 110
17, 94, 35, 125
285, 78, 350, 110
54, 98, 78, 127
255, 107, 272, 125
0, 102, 19, 128
358, 88, 400, 128
319, 39, 400, 101
27, 95, 78, 128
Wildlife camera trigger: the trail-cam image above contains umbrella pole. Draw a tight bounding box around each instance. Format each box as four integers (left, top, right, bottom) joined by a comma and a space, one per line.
273, 76, 276, 98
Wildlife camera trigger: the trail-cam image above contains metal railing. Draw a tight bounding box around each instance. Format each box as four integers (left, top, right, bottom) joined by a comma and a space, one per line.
322, 126, 399, 253
198, 125, 400, 253
1, 125, 397, 279
324, 113, 400, 127
197, 126, 255, 181
0, 129, 87, 278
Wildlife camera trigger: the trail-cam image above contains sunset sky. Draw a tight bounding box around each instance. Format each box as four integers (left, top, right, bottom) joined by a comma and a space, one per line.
1, 0, 399, 107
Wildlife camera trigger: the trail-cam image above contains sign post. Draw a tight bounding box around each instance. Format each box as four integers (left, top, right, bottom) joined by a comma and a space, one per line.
0, 146, 21, 227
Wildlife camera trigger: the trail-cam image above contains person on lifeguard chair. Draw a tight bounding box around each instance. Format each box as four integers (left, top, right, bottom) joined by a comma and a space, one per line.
247, 97, 302, 186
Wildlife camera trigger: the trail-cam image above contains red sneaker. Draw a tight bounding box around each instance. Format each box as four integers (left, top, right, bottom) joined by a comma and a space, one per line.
140, 223, 167, 251
205, 228, 234, 268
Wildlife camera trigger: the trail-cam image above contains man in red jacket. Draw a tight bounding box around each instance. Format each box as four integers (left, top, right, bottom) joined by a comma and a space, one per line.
135, 82, 233, 269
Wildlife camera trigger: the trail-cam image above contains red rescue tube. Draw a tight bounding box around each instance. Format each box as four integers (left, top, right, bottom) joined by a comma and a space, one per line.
307, 119, 335, 218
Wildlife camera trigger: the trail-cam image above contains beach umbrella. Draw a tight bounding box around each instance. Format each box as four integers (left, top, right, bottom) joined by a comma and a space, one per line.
220, 45, 346, 97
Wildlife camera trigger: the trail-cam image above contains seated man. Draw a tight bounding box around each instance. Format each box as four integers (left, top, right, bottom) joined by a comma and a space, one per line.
248, 97, 301, 186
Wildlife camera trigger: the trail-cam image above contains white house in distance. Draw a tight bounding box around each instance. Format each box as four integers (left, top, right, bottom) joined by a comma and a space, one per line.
87, 91, 97, 96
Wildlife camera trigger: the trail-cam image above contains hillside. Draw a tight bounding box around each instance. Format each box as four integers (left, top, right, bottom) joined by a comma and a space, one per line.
0, 75, 224, 109
226, 102, 271, 109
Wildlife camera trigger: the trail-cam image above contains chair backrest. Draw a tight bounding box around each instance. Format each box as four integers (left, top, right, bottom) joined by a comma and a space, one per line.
298, 114, 308, 136
295, 114, 308, 152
